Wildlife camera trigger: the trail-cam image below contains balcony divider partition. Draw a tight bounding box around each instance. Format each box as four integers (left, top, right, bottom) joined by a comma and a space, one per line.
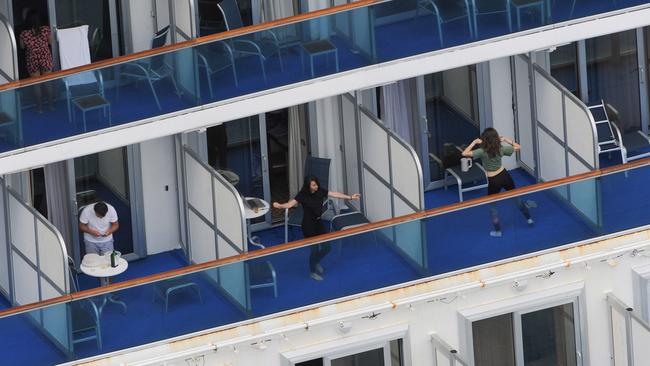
513, 54, 601, 232
341, 91, 427, 274
181, 145, 250, 313
0, 176, 73, 357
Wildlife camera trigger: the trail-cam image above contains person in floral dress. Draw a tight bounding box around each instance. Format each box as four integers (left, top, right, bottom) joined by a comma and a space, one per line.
19, 10, 54, 112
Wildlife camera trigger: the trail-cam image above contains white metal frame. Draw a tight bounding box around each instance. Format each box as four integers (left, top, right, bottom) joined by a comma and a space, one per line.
459, 282, 588, 366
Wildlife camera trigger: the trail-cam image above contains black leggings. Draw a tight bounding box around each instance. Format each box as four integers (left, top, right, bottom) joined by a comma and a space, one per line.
487, 169, 530, 231
303, 220, 331, 273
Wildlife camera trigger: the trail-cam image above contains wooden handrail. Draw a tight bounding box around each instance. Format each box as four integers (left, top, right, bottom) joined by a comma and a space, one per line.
1, 156, 649, 318
0, 0, 382, 93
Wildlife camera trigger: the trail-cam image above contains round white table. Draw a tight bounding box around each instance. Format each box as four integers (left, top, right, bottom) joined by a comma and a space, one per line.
244, 196, 269, 220
80, 257, 128, 316
244, 197, 269, 249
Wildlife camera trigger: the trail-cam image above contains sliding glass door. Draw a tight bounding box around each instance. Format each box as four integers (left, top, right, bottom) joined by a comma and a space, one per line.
50, 0, 122, 62
423, 65, 481, 188
205, 114, 272, 228
472, 301, 582, 366
203, 109, 298, 230
68, 146, 142, 265
586, 30, 642, 134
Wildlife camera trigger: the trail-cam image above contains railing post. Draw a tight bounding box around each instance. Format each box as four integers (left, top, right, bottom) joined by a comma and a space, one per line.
625, 307, 634, 366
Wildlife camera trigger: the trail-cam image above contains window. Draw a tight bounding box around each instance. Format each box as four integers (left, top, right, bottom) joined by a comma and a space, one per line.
297, 339, 404, 366
471, 302, 580, 366
283, 325, 410, 366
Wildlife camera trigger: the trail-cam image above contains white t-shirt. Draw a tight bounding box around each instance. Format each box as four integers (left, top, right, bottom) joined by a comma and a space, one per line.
79, 203, 118, 243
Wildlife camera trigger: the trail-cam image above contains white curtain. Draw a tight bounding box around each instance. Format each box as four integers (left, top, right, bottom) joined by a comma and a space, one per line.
381, 79, 415, 145
288, 105, 307, 197
44, 161, 74, 257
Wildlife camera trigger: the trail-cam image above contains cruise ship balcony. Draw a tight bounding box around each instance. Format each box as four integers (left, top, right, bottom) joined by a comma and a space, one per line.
1, 0, 650, 173
1, 156, 650, 365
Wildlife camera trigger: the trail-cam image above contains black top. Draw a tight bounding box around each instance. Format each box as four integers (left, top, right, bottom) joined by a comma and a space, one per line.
295, 188, 328, 237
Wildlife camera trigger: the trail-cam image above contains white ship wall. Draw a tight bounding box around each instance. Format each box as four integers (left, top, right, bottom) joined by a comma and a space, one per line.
83, 229, 650, 366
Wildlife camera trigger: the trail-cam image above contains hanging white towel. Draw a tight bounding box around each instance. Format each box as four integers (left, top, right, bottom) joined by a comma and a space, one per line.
56, 25, 95, 85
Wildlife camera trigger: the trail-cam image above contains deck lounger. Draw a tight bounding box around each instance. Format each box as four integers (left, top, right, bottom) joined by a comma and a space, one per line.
330, 202, 371, 255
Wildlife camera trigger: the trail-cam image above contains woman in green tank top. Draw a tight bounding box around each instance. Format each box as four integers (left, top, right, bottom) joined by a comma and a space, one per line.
462, 128, 533, 237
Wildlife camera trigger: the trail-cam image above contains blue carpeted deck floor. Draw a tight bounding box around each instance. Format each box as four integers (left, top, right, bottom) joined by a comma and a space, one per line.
2, 1, 650, 363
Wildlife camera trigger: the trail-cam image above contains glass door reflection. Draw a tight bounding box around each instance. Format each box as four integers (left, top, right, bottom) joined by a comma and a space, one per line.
520, 303, 578, 366
53, 0, 121, 62
424, 65, 480, 185
586, 30, 641, 134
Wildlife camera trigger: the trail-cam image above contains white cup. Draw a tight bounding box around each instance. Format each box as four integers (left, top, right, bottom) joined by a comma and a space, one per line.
461, 157, 473, 173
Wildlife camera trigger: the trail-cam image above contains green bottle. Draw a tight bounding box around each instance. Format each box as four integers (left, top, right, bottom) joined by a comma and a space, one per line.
110, 250, 117, 268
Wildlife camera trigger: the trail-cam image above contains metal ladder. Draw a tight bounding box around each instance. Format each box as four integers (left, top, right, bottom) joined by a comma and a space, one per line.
587, 101, 625, 163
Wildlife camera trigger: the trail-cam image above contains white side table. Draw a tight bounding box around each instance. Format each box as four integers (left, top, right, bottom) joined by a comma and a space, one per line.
244, 197, 269, 249
80, 257, 128, 316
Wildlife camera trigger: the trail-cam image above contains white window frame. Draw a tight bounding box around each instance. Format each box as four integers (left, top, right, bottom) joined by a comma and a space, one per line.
281, 323, 411, 366
458, 282, 588, 366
